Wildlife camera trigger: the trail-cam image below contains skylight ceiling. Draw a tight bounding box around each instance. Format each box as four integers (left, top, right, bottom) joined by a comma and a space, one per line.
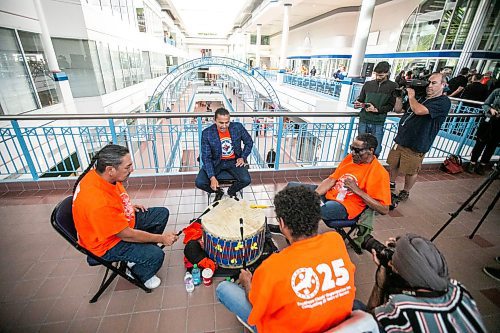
169, 0, 251, 38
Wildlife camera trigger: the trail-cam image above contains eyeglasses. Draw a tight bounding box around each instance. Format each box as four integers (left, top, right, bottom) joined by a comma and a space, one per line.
350, 146, 368, 154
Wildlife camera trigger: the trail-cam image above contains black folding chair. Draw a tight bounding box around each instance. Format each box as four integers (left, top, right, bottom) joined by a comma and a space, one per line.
50, 196, 151, 303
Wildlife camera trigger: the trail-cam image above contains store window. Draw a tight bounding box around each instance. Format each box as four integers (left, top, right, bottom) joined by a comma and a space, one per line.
17, 31, 60, 107
96, 41, 116, 93
477, 0, 500, 51
0, 28, 38, 114
52, 38, 103, 97
398, 0, 480, 52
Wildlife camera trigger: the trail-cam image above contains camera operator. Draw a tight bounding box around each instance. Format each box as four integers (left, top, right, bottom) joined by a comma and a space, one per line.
366, 233, 486, 333
388, 72, 451, 202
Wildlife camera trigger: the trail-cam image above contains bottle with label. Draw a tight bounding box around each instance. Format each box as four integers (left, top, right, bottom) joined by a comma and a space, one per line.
184, 271, 194, 292
336, 186, 348, 202
192, 264, 201, 286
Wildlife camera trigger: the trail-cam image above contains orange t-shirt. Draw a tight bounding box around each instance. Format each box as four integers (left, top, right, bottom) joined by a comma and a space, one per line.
325, 154, 391, 219
72, 170, 135, 256
248, 232, 356, 333
218, 129, 235, 160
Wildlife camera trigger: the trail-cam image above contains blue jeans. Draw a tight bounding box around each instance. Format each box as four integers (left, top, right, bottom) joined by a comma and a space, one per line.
358, 121, 384, 156
216, 281, 257, 332
102, 207, 169, 283
286, 182, 348, 220
195, 159, 251, 196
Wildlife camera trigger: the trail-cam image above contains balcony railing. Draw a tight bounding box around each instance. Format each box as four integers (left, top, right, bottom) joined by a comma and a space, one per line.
0, 109, 489, 182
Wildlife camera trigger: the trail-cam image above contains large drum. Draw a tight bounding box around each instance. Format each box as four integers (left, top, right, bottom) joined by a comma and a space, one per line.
202, 198, 266, 268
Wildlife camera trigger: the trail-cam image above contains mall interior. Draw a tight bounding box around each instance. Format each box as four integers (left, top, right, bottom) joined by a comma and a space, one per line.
0, 0, 499, 332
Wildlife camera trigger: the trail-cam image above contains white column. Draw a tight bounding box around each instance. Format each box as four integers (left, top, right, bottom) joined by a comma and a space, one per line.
33, 0, 60, 72
347, 0, 376, 78
454, 0, 491, 74
279, 3, 292, 70
255, 24, 262, 68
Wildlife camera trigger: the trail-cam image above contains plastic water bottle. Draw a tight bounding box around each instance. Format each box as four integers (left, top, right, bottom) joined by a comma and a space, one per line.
192, 264, 201, 286
184, 271, 194, 292
336, 186, 348, 202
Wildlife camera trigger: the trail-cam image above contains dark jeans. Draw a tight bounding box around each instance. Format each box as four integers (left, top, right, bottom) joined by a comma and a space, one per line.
471, 118, 500, 164
358, 121, 384, 156
286, 182, 348, 220
102, 207, 169, 283
195, 159, 251, 196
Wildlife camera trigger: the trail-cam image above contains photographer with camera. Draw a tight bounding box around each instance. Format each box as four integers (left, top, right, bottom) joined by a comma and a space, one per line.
465, 88, 500, 175
354, 61, 398, 156
387, 73, 451, 202
366, 233, 486, 333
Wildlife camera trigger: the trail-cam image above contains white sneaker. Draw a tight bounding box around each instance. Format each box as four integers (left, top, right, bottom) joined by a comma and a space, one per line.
144, 275, 161, 289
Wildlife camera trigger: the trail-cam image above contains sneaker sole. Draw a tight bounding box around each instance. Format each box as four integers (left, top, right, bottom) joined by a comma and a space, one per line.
483, 267, 500, 282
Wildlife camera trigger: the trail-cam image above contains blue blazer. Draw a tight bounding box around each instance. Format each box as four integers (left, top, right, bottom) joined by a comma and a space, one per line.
201, 122, 253, 178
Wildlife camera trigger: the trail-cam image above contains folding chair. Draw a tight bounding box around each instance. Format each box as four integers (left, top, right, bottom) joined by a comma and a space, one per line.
50, 196, 151, 303
207, 170, 245, 204
323, 216, 362, 255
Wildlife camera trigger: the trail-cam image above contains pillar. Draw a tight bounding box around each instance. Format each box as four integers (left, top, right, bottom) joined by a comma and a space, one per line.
255, 24, 262, 68
454, 0, 491, 74
279, 3, 292, 71
347, 0, 376, 78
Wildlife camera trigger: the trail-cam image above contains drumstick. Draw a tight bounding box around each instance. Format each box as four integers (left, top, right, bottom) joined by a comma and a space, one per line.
175, 200, 221, 236
240, 217, 247, 269
250, 204, 274, 209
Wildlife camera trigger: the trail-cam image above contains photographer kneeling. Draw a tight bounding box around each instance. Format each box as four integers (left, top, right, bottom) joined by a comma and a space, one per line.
366, 233, 486, 333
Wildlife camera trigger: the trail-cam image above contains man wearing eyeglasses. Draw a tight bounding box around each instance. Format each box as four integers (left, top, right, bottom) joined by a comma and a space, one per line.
354, 61, 398, 156
285, 134, 391, 244
388, 72, 451, 202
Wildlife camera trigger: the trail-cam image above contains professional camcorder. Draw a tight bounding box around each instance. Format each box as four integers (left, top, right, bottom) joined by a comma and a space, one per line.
361, 235, 395, 267
392, 79, 429, 100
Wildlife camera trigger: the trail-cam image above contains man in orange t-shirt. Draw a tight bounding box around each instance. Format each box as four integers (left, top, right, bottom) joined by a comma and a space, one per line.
216, 186, 356, 332
72, 144, 178, 289
289, 133, 390, 220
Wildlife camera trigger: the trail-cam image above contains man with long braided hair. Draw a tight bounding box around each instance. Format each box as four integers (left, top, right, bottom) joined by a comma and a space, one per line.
72, 144, 178, 289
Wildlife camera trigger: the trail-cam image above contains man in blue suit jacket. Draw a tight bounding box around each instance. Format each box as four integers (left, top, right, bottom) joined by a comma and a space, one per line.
195, 108, 253, 199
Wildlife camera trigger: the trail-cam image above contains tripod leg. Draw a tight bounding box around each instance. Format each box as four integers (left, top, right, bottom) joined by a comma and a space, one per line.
431, 175, 496, 242
468, 190, 500, 239
465, 178, 494, 212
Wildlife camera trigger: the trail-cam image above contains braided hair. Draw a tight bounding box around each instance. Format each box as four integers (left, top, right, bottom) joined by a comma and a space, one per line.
72, 144, 130, 194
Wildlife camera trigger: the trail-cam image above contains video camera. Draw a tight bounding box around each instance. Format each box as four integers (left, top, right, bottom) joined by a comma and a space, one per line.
361, 235, 395, 267
392, 79, 429, 101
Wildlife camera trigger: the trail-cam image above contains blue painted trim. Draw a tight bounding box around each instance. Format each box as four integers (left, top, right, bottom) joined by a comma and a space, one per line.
108, 119, 118, 144
53, 72, 68, 81
471, 51, 500, 59
289, 50, 464, 60
11, 120, 39, 180
274, 117, 284, 170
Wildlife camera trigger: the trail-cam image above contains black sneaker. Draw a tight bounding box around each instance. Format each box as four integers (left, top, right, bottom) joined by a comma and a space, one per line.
398, 190, 410, 202
483, 267, 500, 282
390, 181, 396, 191
474, 164, 486, 176
464, 163, 476, 174
214, 188, 224, 202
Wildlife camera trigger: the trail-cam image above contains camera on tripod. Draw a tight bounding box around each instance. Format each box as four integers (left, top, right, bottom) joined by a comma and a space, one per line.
392, 79, 429, 100
362, 235, 395, 267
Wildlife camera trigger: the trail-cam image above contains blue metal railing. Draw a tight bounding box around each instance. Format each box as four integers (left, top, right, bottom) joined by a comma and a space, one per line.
0, 110, 491, 181
283, 74, 343, 99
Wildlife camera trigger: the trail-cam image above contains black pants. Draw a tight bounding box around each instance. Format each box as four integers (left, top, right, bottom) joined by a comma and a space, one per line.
471, 119, 500, 164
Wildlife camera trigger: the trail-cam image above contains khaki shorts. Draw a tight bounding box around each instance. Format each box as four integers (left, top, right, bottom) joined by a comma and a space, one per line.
386, 144, 425, 175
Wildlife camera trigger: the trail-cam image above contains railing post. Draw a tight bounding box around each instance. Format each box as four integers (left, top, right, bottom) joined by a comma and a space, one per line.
455, 117, 475, 156
343, 117, 356, 158
197, 117, 203, 168
11, 120, 39, 180
274, 117, 284, 170
108, 119, 118, 144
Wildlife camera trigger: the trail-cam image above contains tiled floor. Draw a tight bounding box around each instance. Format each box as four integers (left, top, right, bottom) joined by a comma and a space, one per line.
0, 170, 499, 333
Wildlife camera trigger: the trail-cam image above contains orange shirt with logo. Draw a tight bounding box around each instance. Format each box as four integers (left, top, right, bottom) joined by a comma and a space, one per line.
248, 232, 356, 333
325, 154, 391, 219
218, 129, 235, 160
72, 170, 135, 256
